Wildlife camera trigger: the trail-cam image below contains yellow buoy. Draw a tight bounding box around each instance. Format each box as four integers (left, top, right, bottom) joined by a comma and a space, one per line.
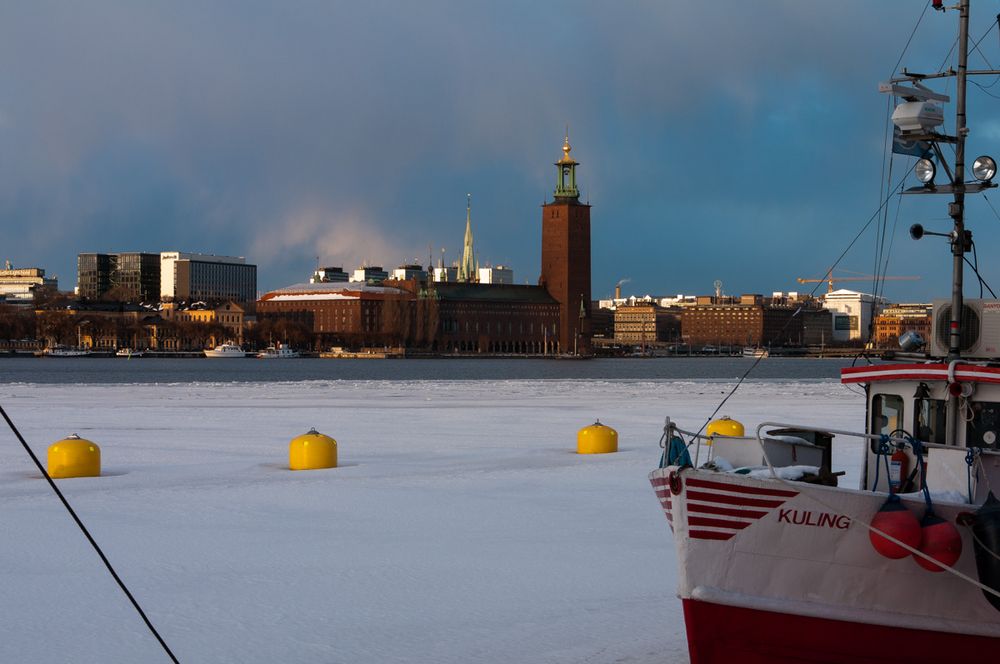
47, 434, 101, 478
706, 416, 745, 446
289, 428, 338, 470
577, 420, 618, 455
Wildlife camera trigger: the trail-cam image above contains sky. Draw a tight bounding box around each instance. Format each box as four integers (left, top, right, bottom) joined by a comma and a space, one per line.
4, 1, 1000, 302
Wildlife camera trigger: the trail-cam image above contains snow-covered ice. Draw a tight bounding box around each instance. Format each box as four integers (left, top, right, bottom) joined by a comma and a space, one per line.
0, 378, 862, 663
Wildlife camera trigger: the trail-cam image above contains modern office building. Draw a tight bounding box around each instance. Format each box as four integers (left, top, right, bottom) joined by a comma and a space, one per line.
78, 252, 160, 302
391, 264, 428, 281
351, 266, 388, 284
310, 266, 350, 283
432, 266, 459, 283
0, 263, 58, 306
477, 266, 513, 285
822, 289, 886, 343
160, 252, 256, 304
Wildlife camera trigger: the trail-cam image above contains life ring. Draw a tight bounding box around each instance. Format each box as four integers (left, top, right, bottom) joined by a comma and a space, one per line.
669, 470, 683, 495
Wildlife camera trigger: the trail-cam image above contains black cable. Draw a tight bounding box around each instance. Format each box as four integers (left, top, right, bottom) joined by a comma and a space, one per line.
965, 247, 998, 298
0, 404, 180, 664
971, 238, 983, 298
891, 0, 932, 77
970, 79, 1000, 99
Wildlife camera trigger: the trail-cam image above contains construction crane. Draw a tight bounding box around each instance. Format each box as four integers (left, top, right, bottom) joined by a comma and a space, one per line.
796, 273, 920, 294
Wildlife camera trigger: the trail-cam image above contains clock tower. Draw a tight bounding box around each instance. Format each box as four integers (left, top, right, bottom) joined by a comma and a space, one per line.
540, 133, 591, 355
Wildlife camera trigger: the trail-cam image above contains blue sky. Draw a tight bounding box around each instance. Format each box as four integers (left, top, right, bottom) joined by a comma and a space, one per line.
4, 1, 1000, 301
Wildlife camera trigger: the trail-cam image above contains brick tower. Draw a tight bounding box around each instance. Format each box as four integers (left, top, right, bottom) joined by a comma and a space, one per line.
540, 133, 591, 355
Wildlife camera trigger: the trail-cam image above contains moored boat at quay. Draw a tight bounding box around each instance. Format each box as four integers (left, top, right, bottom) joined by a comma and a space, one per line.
651, 2, 1000, 661
256, 343, 300, 359
203, 342, 247, 358
41, 346, 91, 357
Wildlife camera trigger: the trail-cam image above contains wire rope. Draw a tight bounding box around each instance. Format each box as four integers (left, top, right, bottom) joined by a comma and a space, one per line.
0, 404, 180, 664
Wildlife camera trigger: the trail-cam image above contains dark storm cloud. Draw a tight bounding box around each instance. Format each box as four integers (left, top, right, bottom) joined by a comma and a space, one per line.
2, 1, 997, 300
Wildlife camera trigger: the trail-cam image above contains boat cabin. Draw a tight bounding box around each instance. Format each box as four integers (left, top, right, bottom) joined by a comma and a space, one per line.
842, 363, 1000, 502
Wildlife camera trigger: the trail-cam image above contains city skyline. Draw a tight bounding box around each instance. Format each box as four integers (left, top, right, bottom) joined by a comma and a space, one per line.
5, 2, 1000, 301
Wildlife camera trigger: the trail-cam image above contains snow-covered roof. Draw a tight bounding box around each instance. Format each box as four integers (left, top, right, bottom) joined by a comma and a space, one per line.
266, 292, 359, 302
260, 281, 408, 302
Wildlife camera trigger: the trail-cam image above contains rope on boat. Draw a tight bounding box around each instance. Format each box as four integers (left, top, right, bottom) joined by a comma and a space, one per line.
0, 403, 181, 664
747, 422, 1000, 602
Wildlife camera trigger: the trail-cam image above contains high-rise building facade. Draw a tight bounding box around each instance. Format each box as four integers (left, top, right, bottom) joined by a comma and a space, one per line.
161, 252, 256, 304
539, 135, 592, 355
77, 252, 160, 302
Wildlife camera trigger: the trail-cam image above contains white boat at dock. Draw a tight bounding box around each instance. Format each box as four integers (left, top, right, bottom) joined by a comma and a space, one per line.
203, 342, 247, 358
256, 343, 300, 359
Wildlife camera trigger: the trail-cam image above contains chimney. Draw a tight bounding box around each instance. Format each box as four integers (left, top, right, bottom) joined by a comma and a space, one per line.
615, 284, 621, 300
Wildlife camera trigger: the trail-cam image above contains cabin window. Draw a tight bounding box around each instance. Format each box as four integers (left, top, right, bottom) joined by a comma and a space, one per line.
914, 398, 947, 444
966, 401, 1000, 450
871, 394, 904, 450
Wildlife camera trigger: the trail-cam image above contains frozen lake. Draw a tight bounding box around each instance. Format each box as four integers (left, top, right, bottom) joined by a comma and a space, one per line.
0, 378, 864, 663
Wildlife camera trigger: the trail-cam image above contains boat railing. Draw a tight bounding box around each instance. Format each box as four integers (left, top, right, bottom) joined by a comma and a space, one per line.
663, 416, 1000, 473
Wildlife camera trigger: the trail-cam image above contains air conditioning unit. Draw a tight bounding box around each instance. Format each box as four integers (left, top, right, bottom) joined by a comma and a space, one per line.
930, 299, 1000, 358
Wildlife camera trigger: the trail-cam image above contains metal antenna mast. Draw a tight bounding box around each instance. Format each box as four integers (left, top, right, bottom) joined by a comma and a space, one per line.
888, 0, 1000, 443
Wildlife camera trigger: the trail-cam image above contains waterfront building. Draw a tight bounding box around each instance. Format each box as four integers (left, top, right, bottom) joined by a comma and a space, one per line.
392, 264, 428, 281
873, 303, 932, 349
801, 308, 834, 346
160, 252, 256, 304
613, 304, 681, 345
160, 301, 246, 345
310, 266, 350, 283
680, 295, 804, 347
0, 263, 58, 306
257, 282, 408, 349
540, 134, 592, 355
822, 289, 886, 343
429, 282, 559, 354
78, 252, 160, 302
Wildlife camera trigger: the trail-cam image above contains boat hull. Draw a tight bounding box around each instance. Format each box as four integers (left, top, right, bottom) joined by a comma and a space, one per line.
683, 598, 999, 664
650, 466, 1000, 662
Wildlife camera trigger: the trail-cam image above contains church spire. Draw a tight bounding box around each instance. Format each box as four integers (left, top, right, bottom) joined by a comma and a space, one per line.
458, 193, 477, 282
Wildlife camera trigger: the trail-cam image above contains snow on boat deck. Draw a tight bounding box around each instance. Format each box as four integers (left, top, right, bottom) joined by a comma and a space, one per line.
0, 379, 861, 663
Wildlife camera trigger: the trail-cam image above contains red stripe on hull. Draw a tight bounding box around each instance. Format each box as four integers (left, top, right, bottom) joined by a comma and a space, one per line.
683, 598, 1000, 664
686, 477, 799, 497
687, 490, 786, 508
687, 503, 768, 519
689, 530, 735, 541
688, 516, 752, 530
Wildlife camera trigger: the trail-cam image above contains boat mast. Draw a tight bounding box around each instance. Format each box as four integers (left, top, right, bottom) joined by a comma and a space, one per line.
887, 0, 1000, 445
948, 0, 971, 362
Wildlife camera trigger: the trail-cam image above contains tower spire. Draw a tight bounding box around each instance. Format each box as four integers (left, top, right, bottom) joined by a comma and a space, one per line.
555, 129, 579, 200
458, 193, 477, 282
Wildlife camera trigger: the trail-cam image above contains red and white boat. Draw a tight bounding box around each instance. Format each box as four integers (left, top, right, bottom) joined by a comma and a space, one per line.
650, 2, 1000, 662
